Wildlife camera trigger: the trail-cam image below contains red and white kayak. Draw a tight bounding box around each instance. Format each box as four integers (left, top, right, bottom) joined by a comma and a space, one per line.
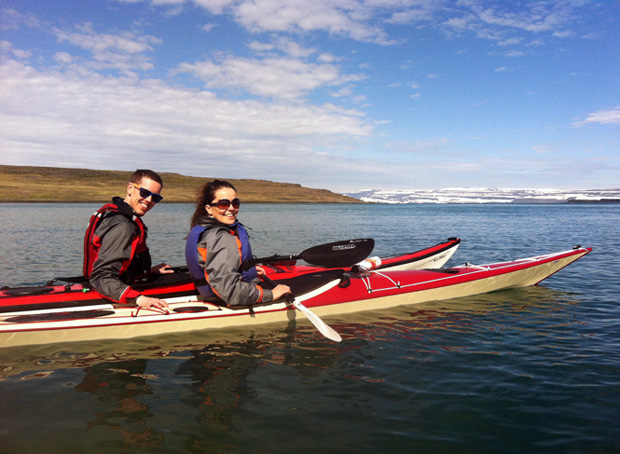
0, 243, 590, 348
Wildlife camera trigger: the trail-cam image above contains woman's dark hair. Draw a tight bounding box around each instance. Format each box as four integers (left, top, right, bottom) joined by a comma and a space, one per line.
131, 169, 163, 187
190, 179, 237, 227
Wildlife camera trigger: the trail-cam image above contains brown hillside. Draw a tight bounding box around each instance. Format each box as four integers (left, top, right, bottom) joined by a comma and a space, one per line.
0, 165, 361, 203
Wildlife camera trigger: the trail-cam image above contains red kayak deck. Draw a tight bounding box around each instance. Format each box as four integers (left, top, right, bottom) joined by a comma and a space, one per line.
0, 238, 460, 313
303, 247, 592, 309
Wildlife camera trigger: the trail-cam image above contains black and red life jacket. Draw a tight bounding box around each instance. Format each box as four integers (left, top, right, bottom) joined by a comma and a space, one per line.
83, 199, 149, 281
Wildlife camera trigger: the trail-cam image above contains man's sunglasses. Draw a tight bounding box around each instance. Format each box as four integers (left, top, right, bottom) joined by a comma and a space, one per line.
209, 198, 241, 210
131, 183, 164, 203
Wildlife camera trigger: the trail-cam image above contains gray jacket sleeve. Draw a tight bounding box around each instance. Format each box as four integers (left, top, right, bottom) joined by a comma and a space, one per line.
200, 227, 273, 306
89, 217, 138, 302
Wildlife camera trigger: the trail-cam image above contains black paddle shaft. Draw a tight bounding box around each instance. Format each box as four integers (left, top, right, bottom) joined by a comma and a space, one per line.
242, 238, 374, 270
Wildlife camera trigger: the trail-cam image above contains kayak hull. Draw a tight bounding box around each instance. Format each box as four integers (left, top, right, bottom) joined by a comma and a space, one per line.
0, 246, 590, 348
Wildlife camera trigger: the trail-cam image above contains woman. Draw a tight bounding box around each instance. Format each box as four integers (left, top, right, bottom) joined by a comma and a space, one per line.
185, 180, 290, 306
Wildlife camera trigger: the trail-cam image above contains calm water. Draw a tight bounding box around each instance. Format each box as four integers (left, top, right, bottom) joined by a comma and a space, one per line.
0, 203, 619, 453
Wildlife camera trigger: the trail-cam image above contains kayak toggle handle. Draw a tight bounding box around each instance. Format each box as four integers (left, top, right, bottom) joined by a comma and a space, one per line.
131, 306, 170, 317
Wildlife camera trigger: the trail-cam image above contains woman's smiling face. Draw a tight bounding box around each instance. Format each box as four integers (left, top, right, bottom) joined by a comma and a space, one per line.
206, 187, 239, 225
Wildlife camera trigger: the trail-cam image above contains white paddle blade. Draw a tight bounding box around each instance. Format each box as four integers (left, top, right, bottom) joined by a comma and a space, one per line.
293, 301, 342, 342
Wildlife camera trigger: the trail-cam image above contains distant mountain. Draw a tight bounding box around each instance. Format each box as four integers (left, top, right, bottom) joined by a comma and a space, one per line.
343, 187, 620, 204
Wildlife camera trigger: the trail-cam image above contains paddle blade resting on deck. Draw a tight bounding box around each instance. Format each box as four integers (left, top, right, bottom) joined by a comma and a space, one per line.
243, 238, 375, 270
298, 238, 375, 268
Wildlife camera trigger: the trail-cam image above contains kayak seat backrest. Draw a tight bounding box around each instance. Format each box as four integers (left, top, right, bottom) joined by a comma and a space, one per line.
270, 269, 346, 296
131, 271, 195, 290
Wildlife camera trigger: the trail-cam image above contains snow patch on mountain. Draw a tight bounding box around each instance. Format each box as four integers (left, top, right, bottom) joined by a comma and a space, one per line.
343, 188, 620, 204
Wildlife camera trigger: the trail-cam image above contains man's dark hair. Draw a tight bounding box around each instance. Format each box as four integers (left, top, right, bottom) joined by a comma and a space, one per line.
131, 169, 163, 187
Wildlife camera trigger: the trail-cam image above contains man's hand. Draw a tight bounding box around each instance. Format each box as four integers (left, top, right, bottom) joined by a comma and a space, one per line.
151, 263, 174, 274
136, 295, 169, 310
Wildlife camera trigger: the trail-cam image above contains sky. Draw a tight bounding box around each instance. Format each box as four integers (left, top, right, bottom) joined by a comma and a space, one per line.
1, 0, 619, 192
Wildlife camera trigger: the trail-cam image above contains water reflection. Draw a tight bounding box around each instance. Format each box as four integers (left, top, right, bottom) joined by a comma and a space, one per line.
0, 285, 583, 382
62, 328, 344, 449
333, 285, 585, 344
75, 359, 163, 449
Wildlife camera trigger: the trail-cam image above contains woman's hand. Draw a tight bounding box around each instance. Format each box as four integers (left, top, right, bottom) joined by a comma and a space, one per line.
271, 284, 291, 301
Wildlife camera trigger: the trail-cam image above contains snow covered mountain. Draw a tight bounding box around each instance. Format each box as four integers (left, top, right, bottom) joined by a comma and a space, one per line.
343, 188, 620, 204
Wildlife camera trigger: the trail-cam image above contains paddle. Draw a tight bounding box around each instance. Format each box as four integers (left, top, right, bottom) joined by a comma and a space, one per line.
242, 238, 374, 271
260, 274, 342, 342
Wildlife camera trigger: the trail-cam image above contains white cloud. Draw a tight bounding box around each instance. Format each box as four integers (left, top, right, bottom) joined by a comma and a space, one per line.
247, 40, 274, 52
574, 108, 620, 126
0, 40, 31, 59
191, 0, 401, 44
497, 37, 522, 46
318, 53, 340, 63
201, 23, 219, 32
53, 52, 73, 64
386, 3, 438, 25
247, 37, 317, 58
272, 37, 317, 58
54, 23, 160, 54
175, 55, 364, 100
192, 0, 237, 15
126, 0, 589, 49
443, 1, 582, 45
0, 7, 42, 31
532, 145, 554, 154
51, 23, 161, 72
0, 58, 371, 180
476, 3, 572, 34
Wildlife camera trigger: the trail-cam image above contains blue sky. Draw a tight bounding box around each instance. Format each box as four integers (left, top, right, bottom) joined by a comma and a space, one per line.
1, 0, 618, 192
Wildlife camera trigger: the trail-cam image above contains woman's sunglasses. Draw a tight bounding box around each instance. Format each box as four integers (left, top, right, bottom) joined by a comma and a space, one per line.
209, 198, 241, 210
131, 183, 164, 203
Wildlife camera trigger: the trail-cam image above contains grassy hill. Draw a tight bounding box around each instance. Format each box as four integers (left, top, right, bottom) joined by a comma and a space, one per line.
0, 165, 361, 203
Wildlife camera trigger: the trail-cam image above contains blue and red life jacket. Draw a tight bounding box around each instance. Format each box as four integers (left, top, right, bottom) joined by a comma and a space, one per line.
185, 221, 258, 298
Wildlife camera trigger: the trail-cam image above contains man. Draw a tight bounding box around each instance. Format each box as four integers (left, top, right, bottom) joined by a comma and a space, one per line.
83, 169, 172, 310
